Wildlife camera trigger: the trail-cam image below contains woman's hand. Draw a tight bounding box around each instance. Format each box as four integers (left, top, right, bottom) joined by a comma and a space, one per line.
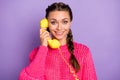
40, 29, 50, 46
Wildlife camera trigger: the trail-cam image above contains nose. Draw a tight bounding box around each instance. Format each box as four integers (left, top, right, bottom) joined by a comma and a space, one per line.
57, 23, 62, 30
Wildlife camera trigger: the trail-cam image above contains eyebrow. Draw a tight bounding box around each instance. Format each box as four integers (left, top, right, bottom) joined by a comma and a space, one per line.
49, 18, 69, 21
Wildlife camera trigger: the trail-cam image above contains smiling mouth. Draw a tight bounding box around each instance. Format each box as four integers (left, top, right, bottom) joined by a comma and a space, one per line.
55, 31, 64, 35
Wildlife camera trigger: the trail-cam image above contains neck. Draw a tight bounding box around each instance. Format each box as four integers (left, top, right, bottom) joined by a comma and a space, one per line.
58, 39, 67, 46
60, 41, 66, 46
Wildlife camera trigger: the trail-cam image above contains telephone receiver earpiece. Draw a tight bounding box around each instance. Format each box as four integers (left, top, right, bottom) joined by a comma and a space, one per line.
40, 18, 60, 49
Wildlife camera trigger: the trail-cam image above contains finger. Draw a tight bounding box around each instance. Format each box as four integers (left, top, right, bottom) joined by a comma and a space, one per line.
41, 30, 49, 36
40, 31, 50, 39
40, 28, 46, 34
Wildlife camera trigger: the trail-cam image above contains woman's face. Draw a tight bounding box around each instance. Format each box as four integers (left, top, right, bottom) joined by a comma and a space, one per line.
48, 11, 71, 41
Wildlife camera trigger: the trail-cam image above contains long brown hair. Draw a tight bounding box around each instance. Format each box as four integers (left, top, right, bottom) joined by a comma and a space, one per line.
45, 2, 80, 72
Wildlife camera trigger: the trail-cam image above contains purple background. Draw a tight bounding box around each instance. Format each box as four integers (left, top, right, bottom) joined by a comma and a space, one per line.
0, 0, 120, 80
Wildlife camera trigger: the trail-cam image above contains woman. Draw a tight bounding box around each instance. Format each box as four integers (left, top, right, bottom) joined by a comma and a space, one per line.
19, 2, 97, 80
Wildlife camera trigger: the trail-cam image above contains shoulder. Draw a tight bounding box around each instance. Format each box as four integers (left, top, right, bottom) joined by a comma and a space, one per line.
73, 42, 89, 51
73, 42, 90, 55
73, 42, 92, 61
29, 47, 39, 62
29, 46, 48, 62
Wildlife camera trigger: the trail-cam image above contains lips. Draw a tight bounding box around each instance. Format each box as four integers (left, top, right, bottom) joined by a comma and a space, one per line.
55, 31, 64, 35
52, 30, 67, 40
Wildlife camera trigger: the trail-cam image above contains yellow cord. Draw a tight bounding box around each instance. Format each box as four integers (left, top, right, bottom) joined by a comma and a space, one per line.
58, 48, 79, 80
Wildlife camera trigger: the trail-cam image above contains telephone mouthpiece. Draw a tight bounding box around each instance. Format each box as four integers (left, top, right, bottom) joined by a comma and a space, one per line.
48, 39, 60, 49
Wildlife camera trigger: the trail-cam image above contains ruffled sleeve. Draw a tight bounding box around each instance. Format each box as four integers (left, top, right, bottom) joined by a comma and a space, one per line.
19, 46, 48, 80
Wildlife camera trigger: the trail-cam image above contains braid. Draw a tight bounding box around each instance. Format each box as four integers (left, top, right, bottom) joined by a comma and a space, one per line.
67, 29, 80, 72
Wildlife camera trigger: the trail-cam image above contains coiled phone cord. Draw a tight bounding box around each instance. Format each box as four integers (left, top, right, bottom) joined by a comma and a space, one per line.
58, 48, 79, 80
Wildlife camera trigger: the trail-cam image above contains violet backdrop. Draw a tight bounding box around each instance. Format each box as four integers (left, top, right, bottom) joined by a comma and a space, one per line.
0, 0, 120, 80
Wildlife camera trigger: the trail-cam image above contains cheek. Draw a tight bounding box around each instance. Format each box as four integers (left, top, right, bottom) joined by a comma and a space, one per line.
65, 26, 70, 31
48, 27, 54, 32
48, 24, 53, 30
48, 24, 57, 30
48, 26, 55, 33
66, 25, 71, 33
66, 28, 70, 34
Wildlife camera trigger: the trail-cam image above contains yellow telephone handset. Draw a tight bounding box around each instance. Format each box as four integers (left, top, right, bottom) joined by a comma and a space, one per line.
40, 18, 60, 49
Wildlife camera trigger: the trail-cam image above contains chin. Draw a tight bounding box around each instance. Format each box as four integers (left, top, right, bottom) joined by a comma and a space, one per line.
53, 35, 66, 40
54, 36, 63, 40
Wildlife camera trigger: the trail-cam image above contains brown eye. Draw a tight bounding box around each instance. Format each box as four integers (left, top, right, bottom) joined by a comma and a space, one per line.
63, 21, 68, 24
51, 21, 56, 25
